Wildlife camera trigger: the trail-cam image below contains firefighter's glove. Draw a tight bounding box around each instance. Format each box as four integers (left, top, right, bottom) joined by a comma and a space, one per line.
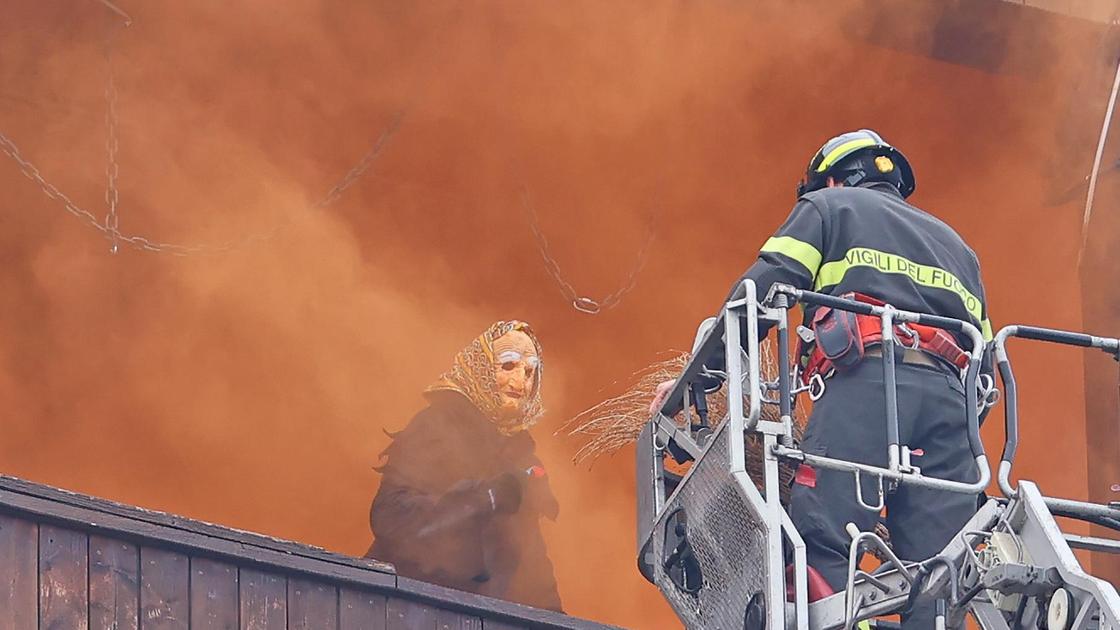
483, 473, 523, 515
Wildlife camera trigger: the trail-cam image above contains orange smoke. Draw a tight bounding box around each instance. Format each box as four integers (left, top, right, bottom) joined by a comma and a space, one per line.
0, 2, 1112, 628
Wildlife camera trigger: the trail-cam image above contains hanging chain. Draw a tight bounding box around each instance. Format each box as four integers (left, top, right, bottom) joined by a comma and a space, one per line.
520, 186, 657, 314
310, 111, 404, 213
0, 3, 132, 239
95, 0, 133, 27
521, 188, 579, 303
598, 215, 655, 311
0, 112, 402, 255
1, 92, 403, 254
0, 0, 404, 255
104, 22, 123, 253
1, 132, 108, 232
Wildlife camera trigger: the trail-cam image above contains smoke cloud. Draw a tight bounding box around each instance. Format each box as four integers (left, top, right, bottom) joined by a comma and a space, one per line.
0, 1, 1113, 626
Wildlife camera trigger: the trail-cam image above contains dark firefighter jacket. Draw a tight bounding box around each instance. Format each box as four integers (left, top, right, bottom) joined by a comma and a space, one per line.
731, 181, 992, 345
365, 391, 563, 612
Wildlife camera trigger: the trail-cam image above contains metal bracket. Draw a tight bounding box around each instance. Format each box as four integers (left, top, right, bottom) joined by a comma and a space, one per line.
854, 469, 886, 513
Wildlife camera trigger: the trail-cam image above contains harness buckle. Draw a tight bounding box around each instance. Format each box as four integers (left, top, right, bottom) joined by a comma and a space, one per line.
896, 322, 921, 350
808, 372, 828, 401
797, 325, 815, 344
977, 373, 1001, 409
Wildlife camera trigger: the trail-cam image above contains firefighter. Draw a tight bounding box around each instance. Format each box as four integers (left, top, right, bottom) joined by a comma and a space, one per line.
718, 129, 990, 627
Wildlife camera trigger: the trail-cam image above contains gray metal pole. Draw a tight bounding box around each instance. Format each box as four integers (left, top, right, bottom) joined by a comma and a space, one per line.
881, 309, 902, 474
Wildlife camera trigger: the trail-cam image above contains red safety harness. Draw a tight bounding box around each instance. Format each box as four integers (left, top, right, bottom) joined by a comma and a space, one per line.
798, 292, 969, 391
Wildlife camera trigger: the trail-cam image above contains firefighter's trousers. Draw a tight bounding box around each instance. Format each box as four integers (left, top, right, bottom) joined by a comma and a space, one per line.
789, 357, 979, 629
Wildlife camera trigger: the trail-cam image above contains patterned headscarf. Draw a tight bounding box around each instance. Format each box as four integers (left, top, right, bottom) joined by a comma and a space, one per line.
425, 320, 545, 435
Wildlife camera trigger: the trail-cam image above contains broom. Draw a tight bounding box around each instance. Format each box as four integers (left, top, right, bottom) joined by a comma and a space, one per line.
561, 343, 892, 549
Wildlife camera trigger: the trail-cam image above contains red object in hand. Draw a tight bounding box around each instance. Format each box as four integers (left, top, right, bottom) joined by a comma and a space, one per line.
525, 465, 547, 479
786, 565, 837, 602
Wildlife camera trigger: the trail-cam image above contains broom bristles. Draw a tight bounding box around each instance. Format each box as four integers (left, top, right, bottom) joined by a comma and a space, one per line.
561, 342, 804, 466
560, 344, 895, 551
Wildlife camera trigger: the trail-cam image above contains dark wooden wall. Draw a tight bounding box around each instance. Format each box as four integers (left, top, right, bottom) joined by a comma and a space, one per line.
0, 512, 497, 629
0, 476, 615, 630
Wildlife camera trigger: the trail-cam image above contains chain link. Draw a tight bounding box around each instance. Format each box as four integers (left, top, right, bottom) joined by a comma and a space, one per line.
520, 186, 657, 314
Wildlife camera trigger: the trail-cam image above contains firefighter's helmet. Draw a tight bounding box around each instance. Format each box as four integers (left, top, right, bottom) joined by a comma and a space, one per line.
796, 129, 915, 199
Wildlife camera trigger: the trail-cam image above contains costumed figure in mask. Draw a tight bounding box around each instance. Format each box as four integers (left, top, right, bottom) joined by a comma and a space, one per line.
365, 320, 563, 612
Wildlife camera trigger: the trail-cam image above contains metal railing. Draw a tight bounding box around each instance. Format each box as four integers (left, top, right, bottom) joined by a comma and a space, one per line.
765, 283, 991, 501
993, 325, 1120, 524
640, 279, 1120, 629
650, 280, 992, 497
641, 279, 995, 629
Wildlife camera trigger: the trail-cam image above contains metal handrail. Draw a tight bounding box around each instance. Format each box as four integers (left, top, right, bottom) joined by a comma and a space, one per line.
641, 286, 1120, 629
767, 284, 992, 498
641, 280, 995, 630
649, 280, 993, 495
993, 324, 1120, 521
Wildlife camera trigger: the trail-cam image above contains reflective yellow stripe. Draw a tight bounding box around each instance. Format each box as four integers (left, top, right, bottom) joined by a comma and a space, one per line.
857, 622, 873, 630
761, 236, 823, 275
817, 138, 877, 172
982, 318, 993, 342
815, 247, 985, 325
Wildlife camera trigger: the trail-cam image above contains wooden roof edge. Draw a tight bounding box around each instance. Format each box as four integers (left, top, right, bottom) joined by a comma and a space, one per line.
0, 474, 620, 629
0, 474, 395, 576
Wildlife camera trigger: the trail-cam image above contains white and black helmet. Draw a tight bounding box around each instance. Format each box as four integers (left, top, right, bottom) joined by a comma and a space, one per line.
796, 129, 916, 199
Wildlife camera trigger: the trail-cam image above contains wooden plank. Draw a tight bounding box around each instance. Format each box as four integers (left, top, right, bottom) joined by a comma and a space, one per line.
387, 597, 440, 630
437, 609, 482, 630
40, 524, 89, 630
90, 535, 140, 630
388, 597, 484, 630
191, 557, 239, 630
0, 514, 37, 630
140, 546, 190, 629
394, 577, 612, 630
0, 488, 395, 592
1, 480, 614, 630
289, 577, 338, 630
482, 621, 526, 630
0, 475, 394, 576
239, 568, 286, 630
339, 588, 386, 630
